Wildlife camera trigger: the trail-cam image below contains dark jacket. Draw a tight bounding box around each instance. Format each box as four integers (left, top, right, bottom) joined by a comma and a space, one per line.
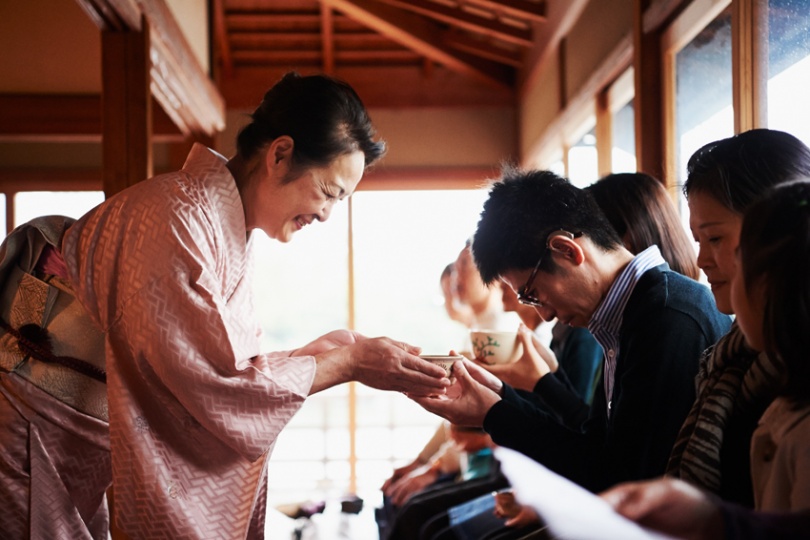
483, 265, 732, 492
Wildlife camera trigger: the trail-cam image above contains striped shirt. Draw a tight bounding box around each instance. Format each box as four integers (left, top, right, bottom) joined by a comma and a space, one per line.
588, 245, 667, 417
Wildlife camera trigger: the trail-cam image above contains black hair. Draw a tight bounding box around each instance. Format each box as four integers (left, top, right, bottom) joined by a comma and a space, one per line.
684, 129, 810, 214
236, 72, 386, 175
586, 173, 700, 280
739, 179, 810, 403
472, 167, 622, 285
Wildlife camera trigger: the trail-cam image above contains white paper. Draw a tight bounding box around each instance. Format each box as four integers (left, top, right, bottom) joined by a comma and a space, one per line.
495, 447, 676, 540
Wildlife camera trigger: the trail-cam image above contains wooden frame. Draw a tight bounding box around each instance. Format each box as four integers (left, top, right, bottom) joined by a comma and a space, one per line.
661, 0, 732, 191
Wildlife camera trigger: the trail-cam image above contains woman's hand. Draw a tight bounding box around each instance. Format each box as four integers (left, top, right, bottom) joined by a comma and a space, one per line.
311, 336, 450, 396
410, 360, 501, 427
600, 478, 724, 540
385, 464, 444, 506
475, 324, 558, 391
294, 329, 366, 356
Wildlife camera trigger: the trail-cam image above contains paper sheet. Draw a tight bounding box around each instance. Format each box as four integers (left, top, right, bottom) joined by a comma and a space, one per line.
495, 447, 676, 540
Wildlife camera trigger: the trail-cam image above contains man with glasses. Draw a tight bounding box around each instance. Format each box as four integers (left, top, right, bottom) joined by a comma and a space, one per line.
414, 168, 731, 493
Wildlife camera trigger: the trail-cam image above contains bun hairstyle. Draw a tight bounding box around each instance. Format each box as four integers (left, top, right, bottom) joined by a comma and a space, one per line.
236, 72, 386, 174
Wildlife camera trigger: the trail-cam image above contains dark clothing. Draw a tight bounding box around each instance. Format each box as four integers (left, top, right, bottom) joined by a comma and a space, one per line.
550, 324, 603, 405
722, 504, 810, 539
483, 266, 731, 492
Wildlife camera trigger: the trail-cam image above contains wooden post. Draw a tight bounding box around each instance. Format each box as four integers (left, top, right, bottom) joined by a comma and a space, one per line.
101, 15, 153, 199
633, 0, 665, 182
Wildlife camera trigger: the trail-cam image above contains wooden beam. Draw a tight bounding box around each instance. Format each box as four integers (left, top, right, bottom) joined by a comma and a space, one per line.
732, 0, 766, 132
358, 166, 500, 190
76, 0, 225, 137
0, 94, 184, 142
465, 0, 547, 22
321, 0, 513, 88
219, 65, 515, 108
102, 16, 152, 197
595, 88, 612, 176
518, 0, 589, 98
376, 0, 534, 47
443, 29, 523, 68
212, 0, 233, 79
321, 4, 335, 74
635, 0, 665, 181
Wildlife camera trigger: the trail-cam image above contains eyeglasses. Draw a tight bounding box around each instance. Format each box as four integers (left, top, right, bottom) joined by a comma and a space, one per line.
517, 229, 582, 307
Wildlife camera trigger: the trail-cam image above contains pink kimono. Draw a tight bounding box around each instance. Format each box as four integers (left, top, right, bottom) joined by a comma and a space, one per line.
62, 144, 316, 539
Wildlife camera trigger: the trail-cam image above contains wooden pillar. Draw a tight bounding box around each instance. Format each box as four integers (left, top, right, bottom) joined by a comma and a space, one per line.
595, 89, 613, 177
633, 0, 665, 182
101, 15, 152, 199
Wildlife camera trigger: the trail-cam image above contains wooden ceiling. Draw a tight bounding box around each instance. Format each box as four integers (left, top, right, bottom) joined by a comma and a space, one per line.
214, 0, 549, 108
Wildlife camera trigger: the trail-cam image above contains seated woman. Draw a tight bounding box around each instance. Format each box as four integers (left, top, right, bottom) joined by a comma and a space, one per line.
601, 178, 810, 538
668, 129, 810, 507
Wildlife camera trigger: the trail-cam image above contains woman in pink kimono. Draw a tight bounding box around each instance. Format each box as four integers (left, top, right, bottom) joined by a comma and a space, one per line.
57, 72, 450, 539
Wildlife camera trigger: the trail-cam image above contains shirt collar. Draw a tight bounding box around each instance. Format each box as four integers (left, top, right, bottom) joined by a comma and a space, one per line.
589, 245, 667, 335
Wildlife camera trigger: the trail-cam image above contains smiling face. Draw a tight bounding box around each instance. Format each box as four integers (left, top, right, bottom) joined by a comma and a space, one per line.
252, 149, 365, 242
688, 191, 743, 314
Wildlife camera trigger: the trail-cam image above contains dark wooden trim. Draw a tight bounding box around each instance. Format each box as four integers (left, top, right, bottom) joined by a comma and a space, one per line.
102, 16, 152, 197
0, 95, 183, 142
76, 0, 225, 137
634, 0, 665, 181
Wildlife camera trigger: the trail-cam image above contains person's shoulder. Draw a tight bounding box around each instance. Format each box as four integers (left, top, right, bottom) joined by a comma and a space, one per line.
627, 267, 730, 331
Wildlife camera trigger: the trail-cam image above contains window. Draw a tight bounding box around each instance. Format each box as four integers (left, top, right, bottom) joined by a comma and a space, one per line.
611, 100, 636, 173
567, 128, 598, 188
259, 188, 490, 506
765, 0, 810, 145
13, 191, 104, 227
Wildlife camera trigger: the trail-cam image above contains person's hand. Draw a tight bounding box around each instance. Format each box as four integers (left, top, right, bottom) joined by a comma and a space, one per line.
494, 490, 540, 528
381, 459, 423, 492
311, 336, 450, 396
600, 478, 724, 540
410, 360, 501, 427
476, 324, 558, 392
386, 466, 443, 506
294, 329, 366, 356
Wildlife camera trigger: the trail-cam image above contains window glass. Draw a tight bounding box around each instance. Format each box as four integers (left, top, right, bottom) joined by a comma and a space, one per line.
253, 203, 350, 506
350, 189, 489, 499
612, 100, 637, 173
14, 191, 104, 227
674, 6, 734, 224
766, 0, 810, 146
567, 129, 598, 188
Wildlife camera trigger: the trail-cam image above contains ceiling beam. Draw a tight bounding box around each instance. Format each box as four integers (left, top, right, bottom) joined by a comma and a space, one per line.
0, 94, 184, 142
465, 0, 547, 22
444, 29, 523, 67
321, 4, 335, 73
376, 0, 533, 47
74, 0, 225, 137
321, 0, 513, 88
212, 0, 233, 78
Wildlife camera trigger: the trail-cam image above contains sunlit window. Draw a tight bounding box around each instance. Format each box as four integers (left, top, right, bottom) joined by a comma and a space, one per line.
612, 100, 637, 173
257, 189, 490, 506
765, 0, 810, 146
14, 191, 104, 227
568, 129, 598, 188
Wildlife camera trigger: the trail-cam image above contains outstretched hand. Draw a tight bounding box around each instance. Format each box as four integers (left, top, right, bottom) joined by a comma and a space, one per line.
311, 336, 450, 396
294, 329, 366, 356
410, 359, 501, 427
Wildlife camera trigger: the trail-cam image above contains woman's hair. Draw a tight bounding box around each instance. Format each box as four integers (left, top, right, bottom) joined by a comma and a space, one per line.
739, 179, 810, 403
684, 129, 810, 214
473, 167, 621, 285
586, 173, 700, 280
236, 72, 386, 174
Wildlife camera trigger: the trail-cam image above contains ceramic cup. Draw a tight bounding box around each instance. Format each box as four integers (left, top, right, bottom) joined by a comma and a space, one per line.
469, 330, 521, 365
419, 354, 463, 377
